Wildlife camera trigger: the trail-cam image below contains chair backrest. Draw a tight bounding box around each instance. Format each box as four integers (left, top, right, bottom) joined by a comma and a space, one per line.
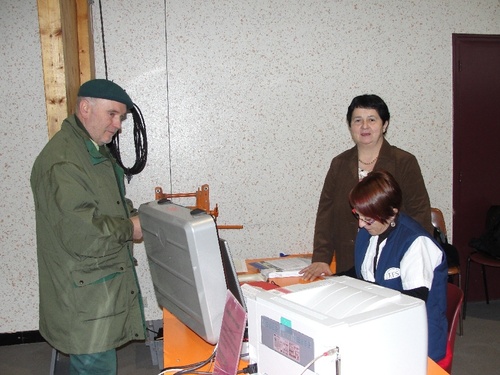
431, 207, 447, 236
437, 282, 464, 373
469, 205, 500, 258
431, 207, 461, 267
485, 205, 500, 231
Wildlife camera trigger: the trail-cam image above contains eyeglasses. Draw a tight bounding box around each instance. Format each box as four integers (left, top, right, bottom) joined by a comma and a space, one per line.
352, 209, 375, 225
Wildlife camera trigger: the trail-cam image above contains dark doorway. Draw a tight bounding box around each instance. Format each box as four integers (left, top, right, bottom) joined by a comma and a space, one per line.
452, 34, 500, 301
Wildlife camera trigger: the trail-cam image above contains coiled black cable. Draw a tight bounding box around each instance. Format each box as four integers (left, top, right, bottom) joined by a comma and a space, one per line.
109, 103, 148, 183
97, 1, 148, 182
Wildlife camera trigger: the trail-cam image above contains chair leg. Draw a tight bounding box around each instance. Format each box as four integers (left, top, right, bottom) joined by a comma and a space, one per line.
50, 348, 58, 375
481, 265, 490, 304
458, 310, 464, 336
463, 256, 472, 319
458, 272, 463, 336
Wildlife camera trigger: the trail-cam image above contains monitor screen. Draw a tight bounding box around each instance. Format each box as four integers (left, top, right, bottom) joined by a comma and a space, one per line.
139, 199, 242, 345
219, 238, 246, 311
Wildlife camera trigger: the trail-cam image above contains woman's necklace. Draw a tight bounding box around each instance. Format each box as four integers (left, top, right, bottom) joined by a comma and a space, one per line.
358, 156, 378, 165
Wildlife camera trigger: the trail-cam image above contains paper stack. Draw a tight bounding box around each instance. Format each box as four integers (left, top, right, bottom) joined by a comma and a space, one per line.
249, 257, 311, 278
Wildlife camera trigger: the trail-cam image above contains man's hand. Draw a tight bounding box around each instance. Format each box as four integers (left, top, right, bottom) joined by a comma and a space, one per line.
299, 261, 333, 281
130, 215, 143, 241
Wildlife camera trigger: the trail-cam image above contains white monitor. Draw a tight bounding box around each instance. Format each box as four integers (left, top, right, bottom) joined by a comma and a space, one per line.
139, 200, 237, 345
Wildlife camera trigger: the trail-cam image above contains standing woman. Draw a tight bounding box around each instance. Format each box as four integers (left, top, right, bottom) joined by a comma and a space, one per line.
301, 94, 432, 280
349, 170, 447, 362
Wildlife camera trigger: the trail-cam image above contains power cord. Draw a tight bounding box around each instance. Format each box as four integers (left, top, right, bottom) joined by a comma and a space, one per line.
299, 347, 341, 375
238, 363, 258, 374
158, 347, 217, 375
97, 0, 148, 183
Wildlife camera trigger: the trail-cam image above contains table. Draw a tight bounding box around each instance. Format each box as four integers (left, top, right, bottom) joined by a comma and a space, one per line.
242, 253, 329, 286
162, 308, 248, 372
162, 256, 449, 375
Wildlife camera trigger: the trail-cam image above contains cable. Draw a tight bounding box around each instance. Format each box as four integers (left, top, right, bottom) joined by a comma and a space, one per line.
299, 347, 340, 375
97, 1, 148, 182
238, 363, 258, 374
163, 0, 174, 194
109, 103, 148, 183
158, 347, 217, 375
98, 0, 108, 79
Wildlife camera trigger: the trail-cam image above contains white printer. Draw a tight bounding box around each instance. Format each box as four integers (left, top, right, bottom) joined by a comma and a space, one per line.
246, 276, 428, 375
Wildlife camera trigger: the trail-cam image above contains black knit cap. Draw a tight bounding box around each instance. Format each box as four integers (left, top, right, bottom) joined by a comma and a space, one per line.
78, 79, 134, 109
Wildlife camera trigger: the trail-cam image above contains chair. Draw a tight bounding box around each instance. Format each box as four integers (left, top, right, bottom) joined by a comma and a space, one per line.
431, 208, 463, 335
464, 252, 500, 318
436, 283, 464, 374
431, 208, 462, 287
463, 205, 500, 319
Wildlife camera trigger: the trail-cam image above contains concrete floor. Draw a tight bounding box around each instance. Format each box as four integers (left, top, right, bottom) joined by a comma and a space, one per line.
452, 299, 500, 375
0, 340, 160, 375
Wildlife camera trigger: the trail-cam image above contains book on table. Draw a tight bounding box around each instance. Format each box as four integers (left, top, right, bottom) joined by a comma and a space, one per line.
249, 257, 311, 278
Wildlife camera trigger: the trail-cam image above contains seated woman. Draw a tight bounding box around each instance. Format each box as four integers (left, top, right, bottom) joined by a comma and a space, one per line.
348, 170, 448, 362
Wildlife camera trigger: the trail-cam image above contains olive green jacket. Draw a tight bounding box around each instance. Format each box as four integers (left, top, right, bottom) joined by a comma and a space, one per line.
30, 115, 145, 354
312, 139, 433, 273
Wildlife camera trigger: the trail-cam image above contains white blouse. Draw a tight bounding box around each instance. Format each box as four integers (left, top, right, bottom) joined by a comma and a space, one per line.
360, 236, 443, 290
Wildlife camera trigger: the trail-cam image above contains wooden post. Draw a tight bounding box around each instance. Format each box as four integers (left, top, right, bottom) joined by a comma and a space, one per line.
76, 0, 95, 85
37, 0, 94, 138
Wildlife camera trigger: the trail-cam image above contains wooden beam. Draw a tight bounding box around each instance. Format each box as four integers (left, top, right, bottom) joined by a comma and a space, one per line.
76, 0, 95, 84
59, 0, 79, 118
37, 0, 94, 138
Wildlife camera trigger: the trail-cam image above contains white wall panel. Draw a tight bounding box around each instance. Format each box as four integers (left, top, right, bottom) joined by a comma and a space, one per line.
1, 0, 499, 330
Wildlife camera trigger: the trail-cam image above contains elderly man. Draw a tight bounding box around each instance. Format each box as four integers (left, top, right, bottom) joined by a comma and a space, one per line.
31, 79, 145, 375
